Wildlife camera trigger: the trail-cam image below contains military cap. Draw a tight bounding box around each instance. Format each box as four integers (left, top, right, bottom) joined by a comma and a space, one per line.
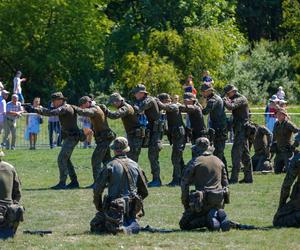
132, 84, 148, 94
223, 84, 237, 94
110, 137, 130, 153
192, 137, 214, 154
183, 92, 196, 101
51, 92, 66, 101
200, 83, 214, 92
269, 95, 280, 102
79, 96, 92, 106
108, 93, 124, 104
276, 107, 288, 116
158, 93, 171, 102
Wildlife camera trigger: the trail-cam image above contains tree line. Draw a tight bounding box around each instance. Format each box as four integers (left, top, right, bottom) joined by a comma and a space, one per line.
0, 0, 299, 104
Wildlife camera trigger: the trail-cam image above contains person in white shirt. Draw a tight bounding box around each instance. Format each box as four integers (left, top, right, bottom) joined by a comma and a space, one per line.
276, 86, 285, 100
0, 81, 4, 97
0, 90, 9, 134
13, 71, 26, 104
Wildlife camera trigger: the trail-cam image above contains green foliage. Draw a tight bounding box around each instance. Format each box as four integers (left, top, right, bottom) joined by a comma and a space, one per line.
116, 52, 181, 96
224, 41, 295, 103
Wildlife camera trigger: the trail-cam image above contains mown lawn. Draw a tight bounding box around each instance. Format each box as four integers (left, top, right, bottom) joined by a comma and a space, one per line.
1, 145, 300, 250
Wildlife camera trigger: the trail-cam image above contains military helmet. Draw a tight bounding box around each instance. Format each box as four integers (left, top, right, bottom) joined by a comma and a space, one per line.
78, 96, 91, 106
110, 137, 130, 153
183, 92, 196, 101
108, 93, 124, 104
223, 84, 237, 94
200, 83, 214, 92
193, 137, 210, 151
158, 93, 171, 102
132, 84, 148, 94
51, 92, 66, 101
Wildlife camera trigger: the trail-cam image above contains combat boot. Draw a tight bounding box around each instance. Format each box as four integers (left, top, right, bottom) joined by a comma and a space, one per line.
166, 178, 180, 187
147, 178, 162, 188
50, 181, 66, 190
217, 209, 230, 232
65, 179, 79, 189
206, 209, 221, 231
238, 179, 253, 184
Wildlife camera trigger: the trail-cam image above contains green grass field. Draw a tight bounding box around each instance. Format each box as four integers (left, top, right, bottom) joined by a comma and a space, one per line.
1, 145, 300, 250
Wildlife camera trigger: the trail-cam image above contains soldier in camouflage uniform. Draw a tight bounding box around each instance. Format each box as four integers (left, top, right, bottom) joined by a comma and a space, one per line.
157, 93, 185, 186
72, 96, 115, 186
90, 137, 148, 234
273, 133, 300, 227
34, 92, 86, 189
103, 93, 143, 163
179, 93, 206, 144
250, 124, 273, 172
0, 150, 24, 238
179, 137, 230, 232
272, 108, 299, 174
132, 84, 163, 187
223, 84, 253, 184
200, 84, 228, 173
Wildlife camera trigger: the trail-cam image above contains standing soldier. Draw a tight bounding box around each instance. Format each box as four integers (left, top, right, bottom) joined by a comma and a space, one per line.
179, 137, 230, 232
0, 150, 24, 239
200, 84, 228, 172
250, 124, 273, 172
223, 84, 253, 184
271, 108, 298, 174
273, 133, 300, 227
179, 93, 206, 144
132, 84, 163, 187
90, 137, 148, 234
34, 92, 86, 189
103, 93, 143, 162
72, 96, 115, 187
157, 93, 185, 186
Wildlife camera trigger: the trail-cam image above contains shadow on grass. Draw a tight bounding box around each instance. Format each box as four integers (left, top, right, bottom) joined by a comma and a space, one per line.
23, 187, 91, 192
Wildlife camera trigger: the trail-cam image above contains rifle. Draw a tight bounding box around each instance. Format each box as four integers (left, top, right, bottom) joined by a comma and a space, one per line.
21, 103, 36, 113
229, 221, 270, 230
23, 230, 52, 236
141, 225, 176, 233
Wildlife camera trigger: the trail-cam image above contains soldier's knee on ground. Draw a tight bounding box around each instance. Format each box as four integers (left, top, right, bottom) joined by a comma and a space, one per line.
206, 209, 220, 231
90, 212, 106, 233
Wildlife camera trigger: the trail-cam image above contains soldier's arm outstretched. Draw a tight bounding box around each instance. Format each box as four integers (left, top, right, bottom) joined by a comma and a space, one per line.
106, 106, 129, 119
34, 106, 68, 116
181, 160, 196, 209
72, 105, 96, 117
134, 97, 153, 114
224, 96, 247, 111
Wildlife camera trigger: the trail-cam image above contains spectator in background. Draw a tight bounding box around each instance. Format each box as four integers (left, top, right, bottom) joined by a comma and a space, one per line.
48, 101, 61, 149
265, 95, 279, 132
79, 115, 93, 148
183, 75, 197, 96
172, 94, 180, 105
0, 81, 4, 96
276, 86, 285, 100
13, 71, 26, 104
0, 90, 9, 135
2, 94, 24, 149
279, 99, 288, 109
202, 70, 214, 85
25, 97, 42, 150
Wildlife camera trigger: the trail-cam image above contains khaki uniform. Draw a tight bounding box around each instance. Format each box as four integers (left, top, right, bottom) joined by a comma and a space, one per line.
73, 105, 115, 181
90, 155, 148, 234
272, 120, 298, 174
179, 104, 206, 143
36, 103, 84, 183
104, 102, 143, 162
158, 101, 185, 183
202, 93, 228, 170
179, 151, 228, 230
0, 160, 23, 238
273, 153, 300, 227
134, 96, 162, 181
251, 125, 272, 171
224, 93, 253, 183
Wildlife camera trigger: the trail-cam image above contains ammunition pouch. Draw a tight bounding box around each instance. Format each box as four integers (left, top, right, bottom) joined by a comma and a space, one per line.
0, 203, 24, 229
95, 130, 116, 144
205, 189, 225, 208
61, 129, 86, 142
189, 191, 205, 213
104, 198, 126, 234
133, 127, 146, 138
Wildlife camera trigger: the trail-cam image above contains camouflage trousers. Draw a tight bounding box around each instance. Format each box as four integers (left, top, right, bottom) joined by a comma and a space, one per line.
230, 123, 253, 183
179, 209, 207, 230
58, 137, 79, 182
252, 153, 272, 171
274, 151, 292, 174
170, 132, 185, 181
92, 139, 112, 181
213, 138, 227, 175
127, 134, 143, 163
148, 130, 163, 180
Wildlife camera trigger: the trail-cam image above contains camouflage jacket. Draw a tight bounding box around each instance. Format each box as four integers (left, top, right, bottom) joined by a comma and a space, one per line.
202, 93, 227, 129
253, 125, 272, 155
224, 93, 249, 123
134, 96, 160, 127
93, 155, 148, 211
273, 119, 298, 152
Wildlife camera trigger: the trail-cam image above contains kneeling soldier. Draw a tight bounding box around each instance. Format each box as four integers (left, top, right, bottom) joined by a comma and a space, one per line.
179, 137, 230, 231
0, 150, 24, 239
273, 133, 300, 227
90, 137, 148, 234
